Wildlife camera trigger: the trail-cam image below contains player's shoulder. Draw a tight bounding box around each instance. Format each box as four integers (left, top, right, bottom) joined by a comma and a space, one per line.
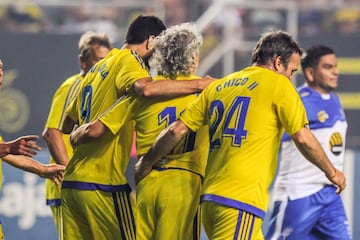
298, 85, 316, 99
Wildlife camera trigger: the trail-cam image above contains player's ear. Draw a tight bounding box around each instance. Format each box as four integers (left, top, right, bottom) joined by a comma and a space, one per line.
304, 67, 314, 83
273, 55, 282, 71
146, 35, 155, 50
79, 55, 86, 70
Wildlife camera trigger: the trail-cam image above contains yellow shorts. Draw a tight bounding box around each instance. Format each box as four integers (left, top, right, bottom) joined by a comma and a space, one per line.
62, 186, 135, 239
136, 168, 202, 240
202, 201, 264, 240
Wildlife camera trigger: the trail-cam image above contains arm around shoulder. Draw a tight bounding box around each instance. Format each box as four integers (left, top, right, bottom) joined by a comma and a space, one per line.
133, 76, 215, 98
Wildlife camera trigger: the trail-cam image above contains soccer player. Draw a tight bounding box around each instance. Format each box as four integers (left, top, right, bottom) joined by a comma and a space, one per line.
61, 15, 212, 239
266, 45, 351, 239
42, 31, 111, 237
0, 58, 65, 239
134, 31, 346, 239
70, 22, 208, 240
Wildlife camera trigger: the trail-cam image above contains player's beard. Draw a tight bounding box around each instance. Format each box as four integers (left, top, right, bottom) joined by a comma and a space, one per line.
143, 49, 154, 70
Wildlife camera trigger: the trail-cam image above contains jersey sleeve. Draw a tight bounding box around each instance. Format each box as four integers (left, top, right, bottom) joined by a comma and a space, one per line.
45, 82, 72, 129
115, 50, 151, 93
180, 90, 208, 132
65, 94, 80, 123
99, 94, 148, 135
275, 78, 308, 136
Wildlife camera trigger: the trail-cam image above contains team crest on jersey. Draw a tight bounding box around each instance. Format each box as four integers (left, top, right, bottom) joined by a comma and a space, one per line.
300, 91, 310, 97
329, 132, 343, 156
130, 50, 147, 70
317, 110, 328, 123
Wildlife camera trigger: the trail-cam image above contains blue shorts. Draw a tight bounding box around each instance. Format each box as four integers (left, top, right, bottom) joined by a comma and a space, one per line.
266, 185, 351, 240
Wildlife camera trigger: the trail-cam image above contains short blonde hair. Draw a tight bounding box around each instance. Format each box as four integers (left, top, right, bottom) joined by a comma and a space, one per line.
78, 31, 112, 60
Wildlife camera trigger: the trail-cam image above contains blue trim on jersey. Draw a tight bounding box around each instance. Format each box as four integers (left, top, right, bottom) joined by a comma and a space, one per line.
193, 209, 200, 240
298, 86, 346, 130
46, 198, 61, 206
152, 166, 203, 179
200, 194, 265, 219
62, 181, 131, 192
234, 210, 243, 239
282, 85, 346, 142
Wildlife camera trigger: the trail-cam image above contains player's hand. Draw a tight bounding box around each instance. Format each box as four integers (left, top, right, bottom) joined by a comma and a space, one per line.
326, 167, 346, 194
39, 164, 65, 185
69, 124, 80, 147
199, 75, 218, 91
134, 157, 152, 185
9, 135, 42, 157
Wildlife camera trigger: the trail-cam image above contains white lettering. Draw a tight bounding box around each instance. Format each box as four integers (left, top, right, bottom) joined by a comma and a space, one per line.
0, 173, 51, 230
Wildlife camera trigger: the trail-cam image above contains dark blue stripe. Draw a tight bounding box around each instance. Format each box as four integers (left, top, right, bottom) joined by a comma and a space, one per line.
46, 198, 61, 206
248, 215, 255, 240
113, 192, 127, 240
201, 194, 265, 219
234, 210, 243, 240
125, 191, 136, 237
152, 166, 203, 179
193, 208, 200, 240
62, 181, 131, 192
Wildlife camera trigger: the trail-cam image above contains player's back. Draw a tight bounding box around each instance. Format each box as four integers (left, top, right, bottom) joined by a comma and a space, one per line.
64, 48, 149, 186
181, 66, 307, 216
135, 75, 209, 176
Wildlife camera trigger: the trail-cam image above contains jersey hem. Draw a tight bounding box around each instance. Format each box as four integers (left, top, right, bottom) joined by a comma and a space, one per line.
62, 181, 131, 192
200, 194, 265, 219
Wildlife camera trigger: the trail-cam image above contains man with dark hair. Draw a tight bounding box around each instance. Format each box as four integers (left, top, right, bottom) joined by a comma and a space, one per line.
266, 45, 351, 239
61, 15, 212, 239
134, 32, 346, 239
42, 31, 111, 238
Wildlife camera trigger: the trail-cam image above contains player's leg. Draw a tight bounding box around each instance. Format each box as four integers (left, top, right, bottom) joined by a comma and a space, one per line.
136, 171, 158, 240
309, 186, 352, 240
50, 205, 63, 240
155, 169, 202, 240
62, 188, 92, 239
62, 187, 136, 240
202, 201, 263, 240
266, 187, 340, 239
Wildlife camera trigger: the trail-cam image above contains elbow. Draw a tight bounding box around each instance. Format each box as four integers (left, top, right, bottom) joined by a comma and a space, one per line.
42, 129, 49, 141
86, 122, 106, 139
292, 127, 313, 149
134, 78, 154, 98
168, 120, 189, 140
42, 128, 56, 143
135, 86, 152, 98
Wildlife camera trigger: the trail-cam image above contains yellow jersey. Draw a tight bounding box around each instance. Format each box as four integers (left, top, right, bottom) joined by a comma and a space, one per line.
100, 75, 209, 176
44, 73, 82, 204
180, 66, 308, 219
64, 48, 150, 187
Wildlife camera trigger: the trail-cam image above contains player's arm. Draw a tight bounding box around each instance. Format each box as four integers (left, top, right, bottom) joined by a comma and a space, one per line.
70, 120, 107, 146
134, 75, 216, 98
2, 154, 65, 184
292, 127, 346, 193
62, 115, 78, 134
0, 135, 42, 158
134, 120, 190, 184
42, 128, 69, 166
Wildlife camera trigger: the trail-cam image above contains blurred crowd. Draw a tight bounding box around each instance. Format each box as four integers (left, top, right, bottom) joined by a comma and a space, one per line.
0, 0, 359, 44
